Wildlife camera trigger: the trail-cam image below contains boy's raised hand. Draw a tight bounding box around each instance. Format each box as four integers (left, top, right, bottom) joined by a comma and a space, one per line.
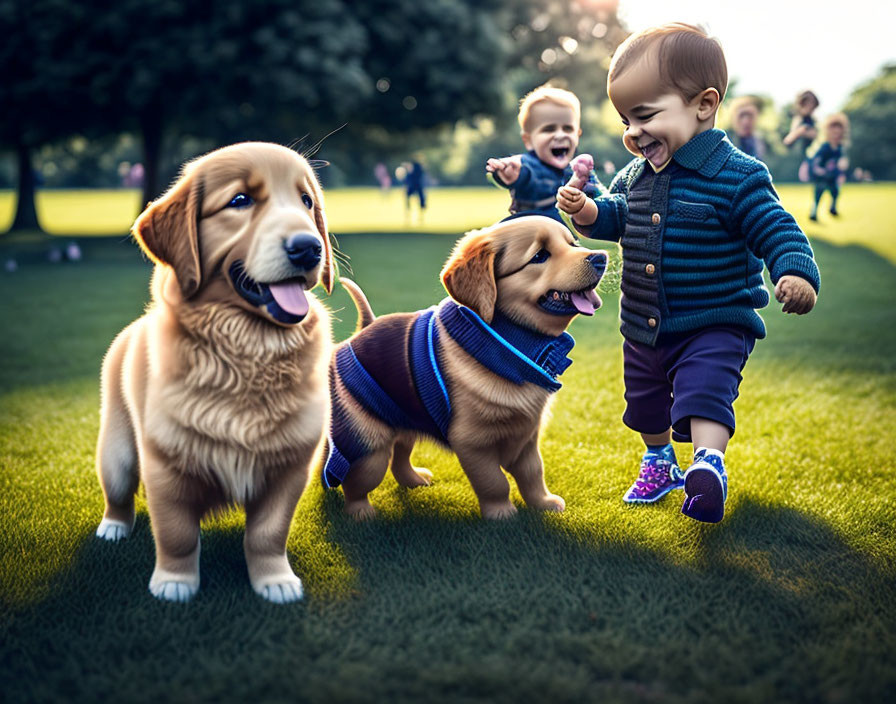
557, 185, 598, 226
557, 185, 584, 214
775, 275, 817, 314
486, 156, 522, 185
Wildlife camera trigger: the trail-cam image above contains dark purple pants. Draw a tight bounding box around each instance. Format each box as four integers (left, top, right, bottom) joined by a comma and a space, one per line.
622, 326, 756, 443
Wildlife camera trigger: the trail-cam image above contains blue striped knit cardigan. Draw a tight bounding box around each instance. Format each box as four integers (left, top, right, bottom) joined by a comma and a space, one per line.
573, 129, 821, 345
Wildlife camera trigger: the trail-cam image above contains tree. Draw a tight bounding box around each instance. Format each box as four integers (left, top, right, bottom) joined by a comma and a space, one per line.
498, 0, 627, 105
7, 0, 518, 203
844, 64, 896, 180
69, 0, 372, 204
299, 0, 512, 185
382, 0, 629, 186
0, 0, 93, 231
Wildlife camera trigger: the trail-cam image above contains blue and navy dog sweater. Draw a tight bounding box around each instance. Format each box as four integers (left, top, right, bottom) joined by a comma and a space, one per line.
324, 299, 576, 488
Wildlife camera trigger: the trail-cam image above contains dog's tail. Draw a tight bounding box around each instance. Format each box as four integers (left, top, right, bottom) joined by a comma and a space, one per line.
340, 278, 376, 331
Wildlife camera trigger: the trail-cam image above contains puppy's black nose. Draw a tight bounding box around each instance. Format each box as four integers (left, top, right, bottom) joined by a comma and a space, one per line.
587, 252, 607, 278
284, 233, 322, 270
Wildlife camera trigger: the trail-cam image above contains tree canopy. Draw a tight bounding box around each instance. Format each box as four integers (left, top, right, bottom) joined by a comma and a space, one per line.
844, 64, 896, 180
1, 0, 631, 222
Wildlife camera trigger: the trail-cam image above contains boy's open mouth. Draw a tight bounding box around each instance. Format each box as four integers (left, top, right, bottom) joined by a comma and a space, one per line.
551, 146, 570, 159
639, 140, 661, 162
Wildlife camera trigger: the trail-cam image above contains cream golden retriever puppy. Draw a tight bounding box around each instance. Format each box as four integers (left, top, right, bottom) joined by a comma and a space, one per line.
324, 216, 607, 519
95, 142, 334, 603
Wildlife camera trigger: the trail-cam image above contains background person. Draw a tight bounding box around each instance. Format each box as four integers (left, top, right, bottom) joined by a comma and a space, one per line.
809, 113, 850, 220
782, 89, 820, 182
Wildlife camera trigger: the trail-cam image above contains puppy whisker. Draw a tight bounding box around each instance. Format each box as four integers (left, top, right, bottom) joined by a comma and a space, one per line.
300, 124, 347, 160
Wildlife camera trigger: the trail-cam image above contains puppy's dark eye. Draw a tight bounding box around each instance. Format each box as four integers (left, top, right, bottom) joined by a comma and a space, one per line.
530, 248, 551, 264
301, 193, 313, 209
227, 193, 254, 209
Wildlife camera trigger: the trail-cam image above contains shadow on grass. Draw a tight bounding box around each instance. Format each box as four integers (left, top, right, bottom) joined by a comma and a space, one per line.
1, 234, 895, 702
2, 494, 894, 704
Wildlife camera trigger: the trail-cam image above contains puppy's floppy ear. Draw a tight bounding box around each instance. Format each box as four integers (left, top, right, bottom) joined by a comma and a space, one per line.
132, 171, 203, 299
440, 231, 498, 323
308, 175, 335, 294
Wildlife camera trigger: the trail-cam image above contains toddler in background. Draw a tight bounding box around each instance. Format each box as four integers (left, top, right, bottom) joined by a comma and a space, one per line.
487, 86, 602, 223
783, 89, 820, 182
809, 113, 850, 220
730, 96, 766, 161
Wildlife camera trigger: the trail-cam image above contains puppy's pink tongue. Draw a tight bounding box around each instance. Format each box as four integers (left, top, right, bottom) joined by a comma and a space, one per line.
269, 281, 309, 317
570, 289, 602, 316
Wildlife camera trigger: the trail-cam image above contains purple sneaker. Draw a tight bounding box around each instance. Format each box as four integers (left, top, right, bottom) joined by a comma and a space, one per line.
681, 450, 728, 523
623, 451, 684, 503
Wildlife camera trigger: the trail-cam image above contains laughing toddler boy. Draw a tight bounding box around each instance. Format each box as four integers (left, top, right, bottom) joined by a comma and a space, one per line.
557, 23, 820, 523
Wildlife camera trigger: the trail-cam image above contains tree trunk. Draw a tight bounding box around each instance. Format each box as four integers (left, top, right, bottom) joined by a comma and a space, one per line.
10, 138, 41, 232
140, 108, 164, 207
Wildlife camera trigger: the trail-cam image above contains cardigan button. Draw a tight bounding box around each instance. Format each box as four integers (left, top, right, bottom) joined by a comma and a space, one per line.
645, 263, 656, 275
651, 213, 661, 225
648, 317, 657, 328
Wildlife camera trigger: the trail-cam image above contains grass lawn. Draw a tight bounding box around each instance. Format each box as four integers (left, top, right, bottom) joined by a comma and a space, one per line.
2, 182, 895, 263
1, 186, 895, 703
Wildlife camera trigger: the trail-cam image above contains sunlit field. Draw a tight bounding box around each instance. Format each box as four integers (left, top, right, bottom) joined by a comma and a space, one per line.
1, 183, 894, 263
1, 185, 894, 703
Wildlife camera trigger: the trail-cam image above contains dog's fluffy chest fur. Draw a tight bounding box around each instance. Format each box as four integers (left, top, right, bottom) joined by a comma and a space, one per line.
144, 301, 329, 501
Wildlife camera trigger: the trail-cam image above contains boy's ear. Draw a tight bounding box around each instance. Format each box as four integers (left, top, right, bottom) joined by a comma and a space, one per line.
695, 88, 721, 121
521, 130, 533, 151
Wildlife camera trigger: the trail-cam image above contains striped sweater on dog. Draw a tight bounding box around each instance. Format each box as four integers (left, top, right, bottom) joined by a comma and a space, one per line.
324, 299, 575, 488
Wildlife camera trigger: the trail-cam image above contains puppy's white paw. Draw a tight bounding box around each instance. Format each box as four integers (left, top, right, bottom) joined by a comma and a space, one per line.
537, 493, 566, 513
149, 580, 198, 603
255, 575, 304, 604
345, 499, 377, 521
96, 517, 133, 542
481, 501, 518, 520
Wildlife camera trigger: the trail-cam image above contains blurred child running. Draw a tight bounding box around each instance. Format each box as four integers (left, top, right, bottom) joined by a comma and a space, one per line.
809, 113, 850, 221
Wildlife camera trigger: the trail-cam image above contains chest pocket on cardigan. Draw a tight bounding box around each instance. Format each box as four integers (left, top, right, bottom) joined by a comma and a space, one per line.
671, 199, 718, 223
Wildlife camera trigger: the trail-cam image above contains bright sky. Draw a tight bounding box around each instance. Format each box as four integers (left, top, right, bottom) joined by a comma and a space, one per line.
616, 0, 896, 112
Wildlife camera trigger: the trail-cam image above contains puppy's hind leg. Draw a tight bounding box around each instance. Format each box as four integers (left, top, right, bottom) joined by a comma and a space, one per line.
95, 337, 139, 541
389, 436, 433, 488
341, 447, 391, 520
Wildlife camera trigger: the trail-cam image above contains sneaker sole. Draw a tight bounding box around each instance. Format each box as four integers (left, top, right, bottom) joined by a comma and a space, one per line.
622, 482, 684, 504
681, 467, 725, 523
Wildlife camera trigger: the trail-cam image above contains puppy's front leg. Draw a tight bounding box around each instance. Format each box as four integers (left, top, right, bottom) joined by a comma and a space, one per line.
243, 463, 309, 604
454, 446, 516, 519
142, 446, 202, 603
505, 438, 565, 513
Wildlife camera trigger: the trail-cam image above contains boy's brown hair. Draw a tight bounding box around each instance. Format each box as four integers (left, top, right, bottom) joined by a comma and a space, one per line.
608, 23, 728, 103
517, 85, 581, 132
796, 90, 820, 109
